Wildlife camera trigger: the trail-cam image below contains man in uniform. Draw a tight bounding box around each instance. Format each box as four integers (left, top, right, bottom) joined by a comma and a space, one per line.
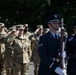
31, 25, 43, 75
24, 24, 31, 40
12, 25, 32, 75
38, 14, 66, 75
0, 23, 7, 75
4, 26, 17, 75
66, 22, 76, 75
24, 24, 32, 73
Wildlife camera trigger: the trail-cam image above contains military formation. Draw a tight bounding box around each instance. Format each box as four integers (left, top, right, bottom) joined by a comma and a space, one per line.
0, 14, 76, 75
0, 23, 49, 75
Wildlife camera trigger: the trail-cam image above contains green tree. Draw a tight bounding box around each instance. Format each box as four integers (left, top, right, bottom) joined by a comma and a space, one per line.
0, 0, 76, 32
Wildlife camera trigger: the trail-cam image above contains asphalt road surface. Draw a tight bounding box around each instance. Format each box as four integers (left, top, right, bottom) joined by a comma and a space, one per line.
29, 62, 34, 75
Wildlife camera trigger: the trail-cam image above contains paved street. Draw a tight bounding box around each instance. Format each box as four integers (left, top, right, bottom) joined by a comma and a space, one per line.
29, 62, 34, 75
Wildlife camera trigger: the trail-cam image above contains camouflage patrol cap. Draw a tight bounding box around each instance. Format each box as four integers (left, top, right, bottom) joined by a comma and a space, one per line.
8, 27, 11, 31
24, 24, 28, 28
16, 25, 21, 30
9, 27, 16, 31
37, 25, 43, 29
16, 24, 24, 30
24, 24, 28, 27
18, 25, 24, 30
0, 23, 5, 27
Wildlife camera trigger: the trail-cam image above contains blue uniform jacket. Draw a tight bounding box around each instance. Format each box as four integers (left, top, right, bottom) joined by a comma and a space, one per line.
38, 31, 60, 75
66, 34, 76, 74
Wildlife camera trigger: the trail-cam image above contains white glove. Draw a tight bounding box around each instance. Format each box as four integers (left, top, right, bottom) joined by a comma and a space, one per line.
62, 51, 66, 58
62, 69, 67, 75
55, 67, 64, 75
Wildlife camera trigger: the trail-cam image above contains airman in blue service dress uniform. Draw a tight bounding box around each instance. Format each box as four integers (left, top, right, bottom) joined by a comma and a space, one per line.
66, 22, 76, 75
38, 14, 66, 75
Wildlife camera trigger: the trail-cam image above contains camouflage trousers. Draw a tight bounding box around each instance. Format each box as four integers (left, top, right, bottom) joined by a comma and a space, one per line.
5, 59, 12, 75
33, 56, 40, 75
12, 63, 30, 75
0, 55, 6, 75
33, 61, 40, 75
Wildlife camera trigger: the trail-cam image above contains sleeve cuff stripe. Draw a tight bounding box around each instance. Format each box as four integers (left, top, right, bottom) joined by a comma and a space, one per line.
49, 62, 54, 68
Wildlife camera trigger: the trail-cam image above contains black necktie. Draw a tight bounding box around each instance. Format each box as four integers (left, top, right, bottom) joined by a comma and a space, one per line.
55, 34, 57, 41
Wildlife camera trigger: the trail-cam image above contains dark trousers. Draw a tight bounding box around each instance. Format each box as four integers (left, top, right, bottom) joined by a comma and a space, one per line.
68, 74, 76, 75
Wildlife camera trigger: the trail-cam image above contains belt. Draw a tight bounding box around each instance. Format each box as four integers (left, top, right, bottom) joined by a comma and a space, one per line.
69, 54, 76, 58
49, 57, 59, 62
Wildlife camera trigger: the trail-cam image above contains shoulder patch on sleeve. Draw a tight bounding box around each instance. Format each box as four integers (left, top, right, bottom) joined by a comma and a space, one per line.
68, 37, 74, 41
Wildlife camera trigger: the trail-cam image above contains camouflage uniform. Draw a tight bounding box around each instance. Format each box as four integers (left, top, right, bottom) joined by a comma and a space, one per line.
12, 35, 31, 75
24, 24, 32, 74
12, 25, 32, 75
31, 25, 43, 75
31, 34, 40, 75
0, 23, 7, 75
4, 27, 17, 75
21, 38, 32, 75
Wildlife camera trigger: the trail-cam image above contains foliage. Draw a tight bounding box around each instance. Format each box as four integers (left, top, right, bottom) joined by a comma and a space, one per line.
0, 0, 76, 32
